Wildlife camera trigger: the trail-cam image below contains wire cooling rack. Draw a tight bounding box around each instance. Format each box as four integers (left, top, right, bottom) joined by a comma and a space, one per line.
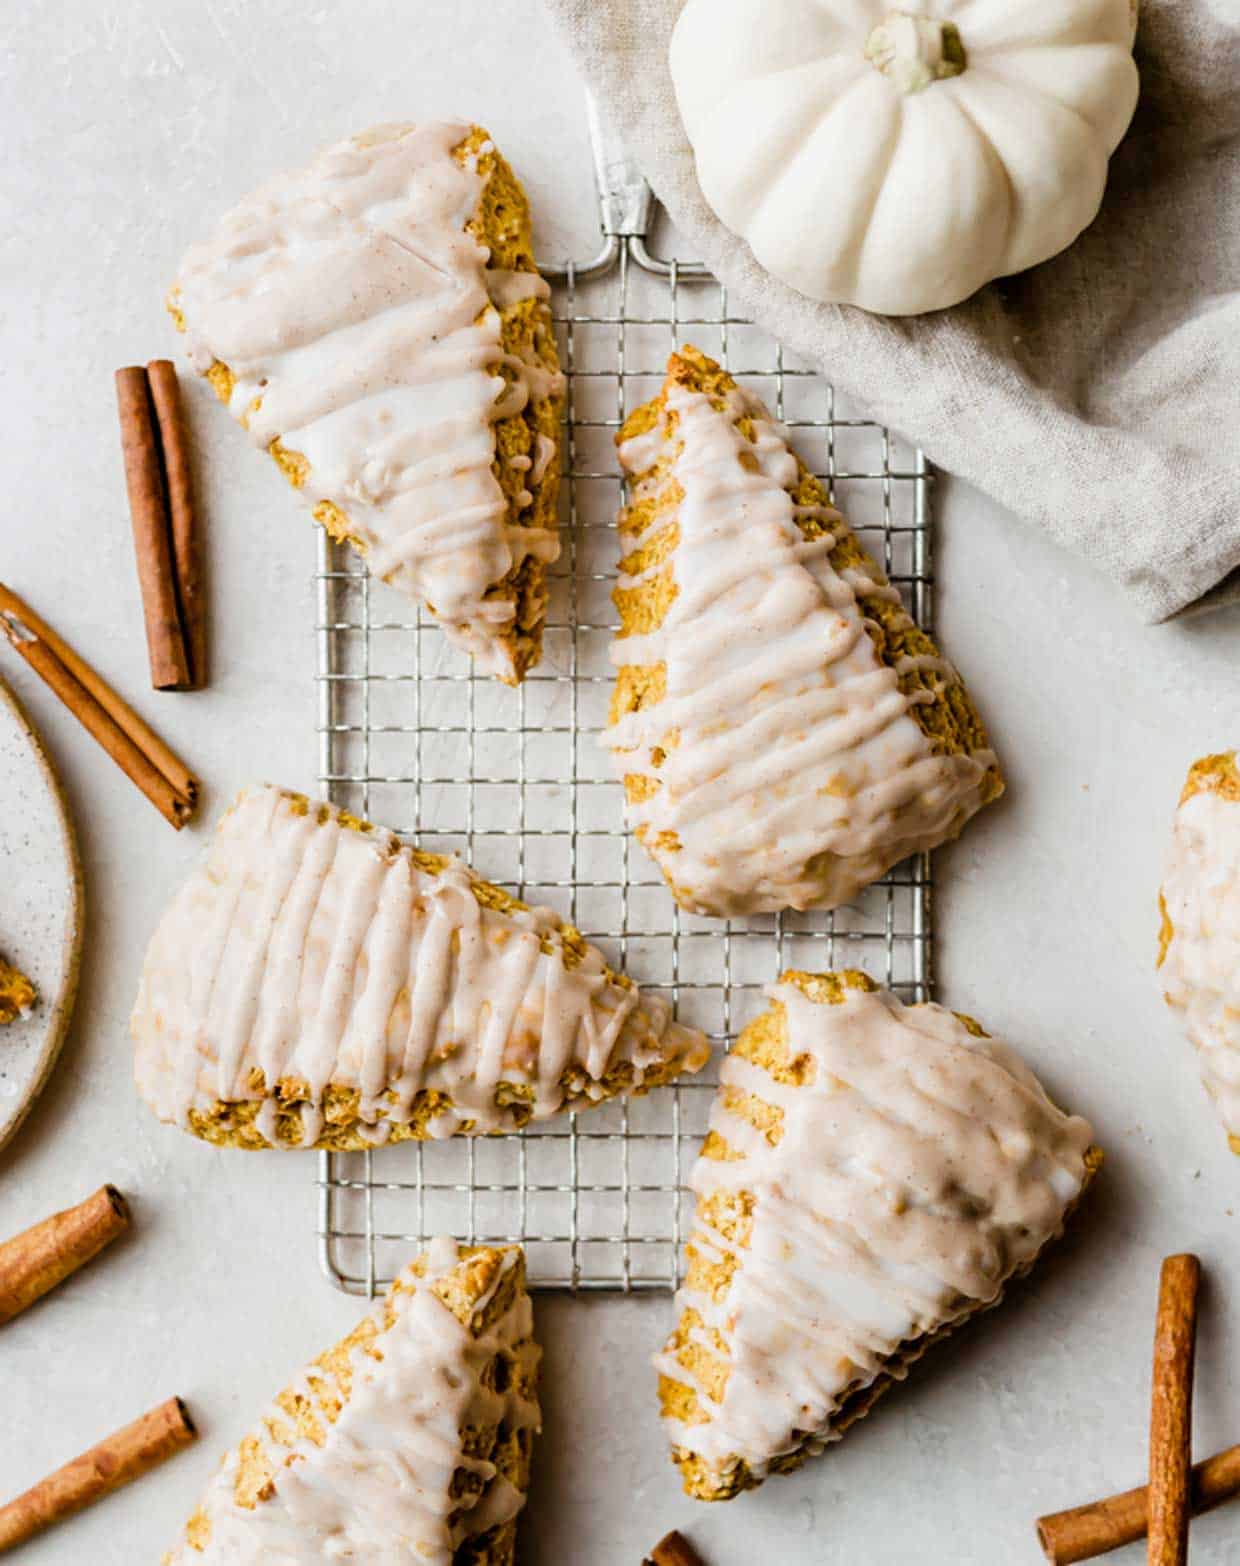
314, 113, 934, 1295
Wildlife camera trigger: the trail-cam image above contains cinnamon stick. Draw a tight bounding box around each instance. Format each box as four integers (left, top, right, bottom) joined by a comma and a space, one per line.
0, 581, 198, 827
1037, 1441, 1240, 1563
147, 360, 206, 687
1148, 1253, 1200, 1566
116, 366, 192, 690
0, 1396, 195, 1551
0, 1185, 130, 1325
645, 1531, 707, 1566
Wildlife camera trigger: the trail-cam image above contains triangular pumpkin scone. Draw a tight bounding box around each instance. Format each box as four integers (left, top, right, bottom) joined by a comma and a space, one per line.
132, 784, 709, 1148
163, 1238, 539, 1564
606, 347, 1002, 916
656, 970, 1100, 1501
1158, 750, 1240, 1152
169, 122, 564, 683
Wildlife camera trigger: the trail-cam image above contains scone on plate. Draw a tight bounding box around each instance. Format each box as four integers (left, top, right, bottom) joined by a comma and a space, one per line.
163, 1238, 538, 1565
132, 784, 709, 1148
1159, 751, 1240, 1151
656, 969, 1099, 1500
606, 347, 1002, 916
169, 122, 564, 684
0, 955, 35, 1025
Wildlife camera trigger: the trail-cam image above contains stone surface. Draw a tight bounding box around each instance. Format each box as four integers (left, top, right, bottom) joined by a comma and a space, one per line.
2, 3, 1240, 1563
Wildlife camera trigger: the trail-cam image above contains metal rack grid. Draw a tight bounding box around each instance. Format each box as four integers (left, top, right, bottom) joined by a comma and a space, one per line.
314, 166, 935, 1297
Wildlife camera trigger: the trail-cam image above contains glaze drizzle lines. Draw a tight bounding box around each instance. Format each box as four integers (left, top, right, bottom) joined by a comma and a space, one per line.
166, 1239, 539, 1564
174, 122, 564, 678
658, 980, 1094, 1479
132, 786, 708, 1145
607, 380, 997, 916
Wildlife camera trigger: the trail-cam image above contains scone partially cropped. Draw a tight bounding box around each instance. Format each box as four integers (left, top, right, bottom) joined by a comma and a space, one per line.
163, 1238, 538, 1565
0, 955, 35, 1025
607, 347, 1001, 916
1159, 751, 1240, 1152
169, 122, 563, 684
656, 970, 1099, 1501
133, 784, 709, 1148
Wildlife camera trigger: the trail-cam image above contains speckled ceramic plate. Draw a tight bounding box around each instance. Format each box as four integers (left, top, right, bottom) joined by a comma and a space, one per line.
0, 674, 83, 1151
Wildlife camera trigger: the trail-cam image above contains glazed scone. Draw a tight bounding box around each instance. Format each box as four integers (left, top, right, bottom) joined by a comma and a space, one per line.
163, 1238, 539, 1565
1159, 751, 1240, 1152
656, 970, 1099, 1501
169, 122, 564, 684
132, 784, 710, 1148
0, 955, 35, 1025
606, 347, 1002, 916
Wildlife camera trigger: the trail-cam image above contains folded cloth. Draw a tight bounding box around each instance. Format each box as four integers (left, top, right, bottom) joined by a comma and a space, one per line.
544, 0, 1240, 622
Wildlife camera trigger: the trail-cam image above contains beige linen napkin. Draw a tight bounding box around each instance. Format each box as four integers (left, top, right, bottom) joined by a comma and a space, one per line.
544, 0, 1240, 621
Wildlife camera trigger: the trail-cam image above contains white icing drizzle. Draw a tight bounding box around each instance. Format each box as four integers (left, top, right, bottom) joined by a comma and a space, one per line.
606, 381, 997, 916
174, 121, 565, 679
657, 981, 1094, 1480
132, 785, 709, 1145
530, 431, 557, 487
1160, 768, 1240, 1143
165, 1238, 539, 1564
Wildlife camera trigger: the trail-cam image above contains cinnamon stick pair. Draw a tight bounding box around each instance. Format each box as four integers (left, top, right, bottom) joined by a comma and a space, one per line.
0, 1397, 195, 1552
1038, 1444, 1240, 1564
0, 581, 198, 828
1038, 1254, 1211, 1563
116, 361, 206, 689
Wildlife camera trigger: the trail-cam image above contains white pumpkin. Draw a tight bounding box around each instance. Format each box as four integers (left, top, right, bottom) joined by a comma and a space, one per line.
670, 0, 1140, 316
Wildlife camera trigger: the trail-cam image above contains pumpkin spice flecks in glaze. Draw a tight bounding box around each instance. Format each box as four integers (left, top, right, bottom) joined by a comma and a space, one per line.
131, 785, 709, 1149
657, 971, 1099, 1501
670, 0, 1140, 315
606, 348, 1000, 918
169, 122, 564, 683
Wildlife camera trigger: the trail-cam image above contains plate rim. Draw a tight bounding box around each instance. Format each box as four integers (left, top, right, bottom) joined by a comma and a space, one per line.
0, 674, 85, 1152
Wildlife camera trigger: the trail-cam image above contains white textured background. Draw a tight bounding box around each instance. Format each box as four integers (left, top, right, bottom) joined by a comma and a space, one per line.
2, 3, 1240, 1562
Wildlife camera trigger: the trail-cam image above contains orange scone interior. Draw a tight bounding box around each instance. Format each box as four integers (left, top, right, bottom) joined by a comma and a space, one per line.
132, 784, 709, 1148
1159, 750, 1240, 1153
169, 122, 563, 684
606, 347, 1001, 916
656, 969, 1100, 1500
0, 955, 35, 1025
163, 1238, 538, 1565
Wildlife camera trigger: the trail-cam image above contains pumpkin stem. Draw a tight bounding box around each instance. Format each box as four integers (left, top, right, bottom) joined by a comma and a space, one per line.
865, 12, 967, 94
